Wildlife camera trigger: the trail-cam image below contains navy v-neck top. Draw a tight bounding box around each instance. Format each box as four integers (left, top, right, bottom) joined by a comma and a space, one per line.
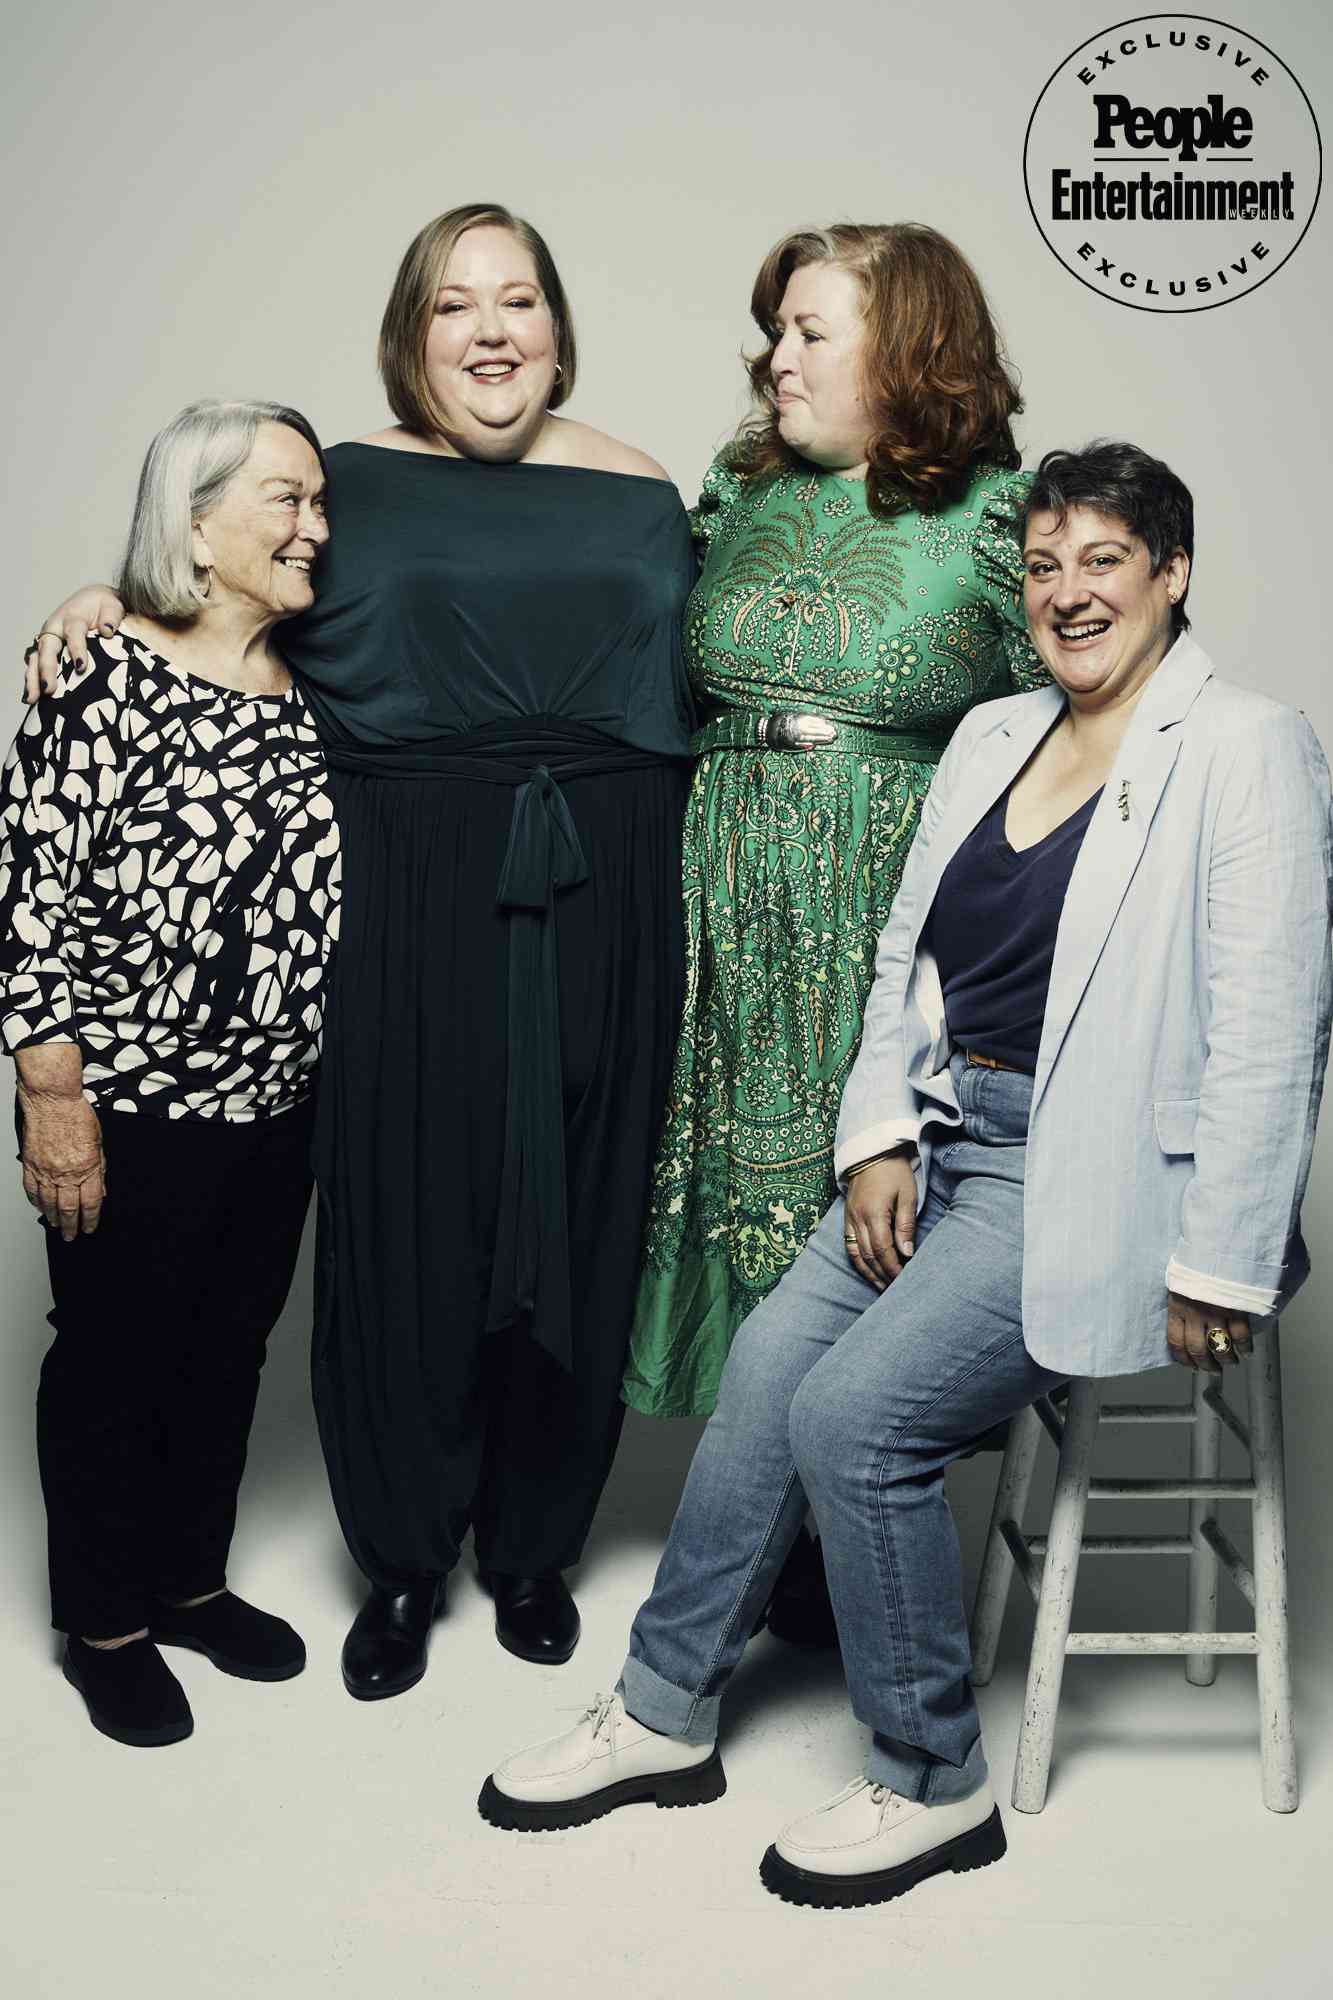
929, 784, 1103, 1073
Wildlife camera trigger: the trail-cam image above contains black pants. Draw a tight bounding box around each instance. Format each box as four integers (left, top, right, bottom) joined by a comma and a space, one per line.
312, 763, 685, 1591
35, 1099, 315, 1639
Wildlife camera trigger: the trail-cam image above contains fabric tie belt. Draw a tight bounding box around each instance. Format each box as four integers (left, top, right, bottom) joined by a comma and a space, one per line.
324, 719, 683, 1374
690, 709, 948, 764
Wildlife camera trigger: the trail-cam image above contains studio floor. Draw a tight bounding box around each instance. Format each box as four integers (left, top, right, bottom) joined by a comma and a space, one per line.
2, 1312, 1330, 2000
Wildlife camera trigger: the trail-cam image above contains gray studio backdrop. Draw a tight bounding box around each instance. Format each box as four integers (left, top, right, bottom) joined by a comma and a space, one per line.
2, 0, 1330, 1668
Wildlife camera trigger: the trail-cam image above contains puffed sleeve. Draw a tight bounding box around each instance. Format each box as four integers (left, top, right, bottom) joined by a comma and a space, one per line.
970, 467, 1050, 695
0, 651, 128, 1051
689, 449, 749, 568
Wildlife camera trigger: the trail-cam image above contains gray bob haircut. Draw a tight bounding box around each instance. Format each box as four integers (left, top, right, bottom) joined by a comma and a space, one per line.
119, 399, 325, 619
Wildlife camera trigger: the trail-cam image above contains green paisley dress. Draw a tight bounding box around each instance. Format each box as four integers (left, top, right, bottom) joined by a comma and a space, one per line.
624, 454, 1049, 1417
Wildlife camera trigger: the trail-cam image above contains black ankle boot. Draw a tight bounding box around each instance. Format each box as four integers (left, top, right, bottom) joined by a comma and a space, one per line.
341, 1580, 444, 1701
150, 1590, 305, 1681
761, 1526, 840, 1650
478, 1570, 580, 1665
63, 1636, 194, 1747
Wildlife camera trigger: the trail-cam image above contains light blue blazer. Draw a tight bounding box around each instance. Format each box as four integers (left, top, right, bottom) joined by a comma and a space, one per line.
834, 636, 1333, 1377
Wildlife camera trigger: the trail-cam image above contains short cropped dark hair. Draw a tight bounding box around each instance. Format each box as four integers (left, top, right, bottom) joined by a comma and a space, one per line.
1023, 441, 1194, 637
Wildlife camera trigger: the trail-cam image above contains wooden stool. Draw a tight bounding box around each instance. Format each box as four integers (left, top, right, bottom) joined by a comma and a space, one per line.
969, 1326, 1295, 1812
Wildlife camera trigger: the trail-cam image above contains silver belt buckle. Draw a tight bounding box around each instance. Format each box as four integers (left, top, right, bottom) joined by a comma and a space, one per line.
762, 710, 838, 751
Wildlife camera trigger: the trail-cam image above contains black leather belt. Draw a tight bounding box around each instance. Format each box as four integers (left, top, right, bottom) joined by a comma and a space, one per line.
691, 709, 948, 763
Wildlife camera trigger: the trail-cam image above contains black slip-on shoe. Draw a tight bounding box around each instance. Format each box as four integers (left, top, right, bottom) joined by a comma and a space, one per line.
63, 1636, 194, 1748
150, 1590, 305, 1681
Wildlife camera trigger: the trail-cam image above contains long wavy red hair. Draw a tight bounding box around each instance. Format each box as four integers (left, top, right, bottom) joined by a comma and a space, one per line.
730, 222, 1022, 516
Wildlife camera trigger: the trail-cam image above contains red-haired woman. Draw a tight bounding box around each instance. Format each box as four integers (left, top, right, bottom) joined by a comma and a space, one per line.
627, 226, 1047, 1628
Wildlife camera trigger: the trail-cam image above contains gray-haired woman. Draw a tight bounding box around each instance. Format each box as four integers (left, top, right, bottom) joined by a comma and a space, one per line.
1, 400, 338, 1747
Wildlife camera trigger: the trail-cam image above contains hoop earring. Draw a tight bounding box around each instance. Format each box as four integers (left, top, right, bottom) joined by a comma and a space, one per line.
553, 363, 564, 383
195, 566, 213, 601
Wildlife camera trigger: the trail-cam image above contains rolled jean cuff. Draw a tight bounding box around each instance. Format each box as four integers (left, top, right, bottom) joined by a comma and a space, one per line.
866, 1729, 988, 1804
618, 1656, 720, 1748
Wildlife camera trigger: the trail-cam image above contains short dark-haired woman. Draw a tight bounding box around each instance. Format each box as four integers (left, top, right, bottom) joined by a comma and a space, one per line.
484, 441, 1331, 1910
3, 400, 337, 1746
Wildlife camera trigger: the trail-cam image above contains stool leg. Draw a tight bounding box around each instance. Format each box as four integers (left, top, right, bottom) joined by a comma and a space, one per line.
1249, 1323, 1297, 1812
1012, 1379, 1101, 1814
970, 1402, 1043, 1686
1186, 1369, 1221, 1685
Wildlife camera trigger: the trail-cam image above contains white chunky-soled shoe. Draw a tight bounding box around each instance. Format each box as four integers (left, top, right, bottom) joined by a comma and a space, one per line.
478, 1692, 726, 1831
760, 1775, 1006, 1909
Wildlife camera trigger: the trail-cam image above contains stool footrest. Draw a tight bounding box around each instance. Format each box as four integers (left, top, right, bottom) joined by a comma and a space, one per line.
998, 1518, 1043, 1602
1035, 1398, 1065, 1446
1201, 1385, 1251, 1450
1065, 1631, 1258, 1655
1088, 1477, 1255, 1499
1099, 1403, 1196, 1424
1028, 1534, 1193, 1556
1197, 1518, 1257, 1608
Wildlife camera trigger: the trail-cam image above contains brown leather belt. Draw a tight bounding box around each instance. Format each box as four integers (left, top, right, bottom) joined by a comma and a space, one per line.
962, 1048, 1028, 1074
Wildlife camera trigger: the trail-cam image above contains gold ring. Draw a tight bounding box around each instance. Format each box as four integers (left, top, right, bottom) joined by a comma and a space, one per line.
38, 628, 64, 641
1205, 1325, 1234, 1357
843, 1235, 858, 1247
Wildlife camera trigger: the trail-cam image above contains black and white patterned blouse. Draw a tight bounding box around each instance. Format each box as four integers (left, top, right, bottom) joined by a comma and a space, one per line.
0, 631, 340, 1120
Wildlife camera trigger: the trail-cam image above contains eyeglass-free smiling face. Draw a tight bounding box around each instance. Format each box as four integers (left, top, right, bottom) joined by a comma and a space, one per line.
1022, 504, 1190, 711
191, 422, 329, 620
423, 224, 559, 462
768, 262, 872, 477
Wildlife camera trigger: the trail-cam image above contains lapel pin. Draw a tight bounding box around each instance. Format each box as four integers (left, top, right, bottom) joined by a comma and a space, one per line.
1118, 779, 1131, 822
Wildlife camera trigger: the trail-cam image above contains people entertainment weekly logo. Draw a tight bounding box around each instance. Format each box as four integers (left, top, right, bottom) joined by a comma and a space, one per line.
1023, 15, 1322, 312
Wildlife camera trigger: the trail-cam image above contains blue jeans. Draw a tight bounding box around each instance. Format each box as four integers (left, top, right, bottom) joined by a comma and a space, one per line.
620, 1056, 1065, 1804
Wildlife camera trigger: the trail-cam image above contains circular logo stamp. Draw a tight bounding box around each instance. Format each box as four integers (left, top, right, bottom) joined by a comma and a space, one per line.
1024, 15, 1322, 312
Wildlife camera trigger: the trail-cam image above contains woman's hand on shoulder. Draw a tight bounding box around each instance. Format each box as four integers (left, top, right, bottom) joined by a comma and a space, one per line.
23, 587, 123, 702
843, 1152, 918, 1290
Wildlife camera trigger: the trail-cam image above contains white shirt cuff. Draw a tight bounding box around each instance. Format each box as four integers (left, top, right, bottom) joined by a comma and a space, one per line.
1166, 1259, 1279, 1317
